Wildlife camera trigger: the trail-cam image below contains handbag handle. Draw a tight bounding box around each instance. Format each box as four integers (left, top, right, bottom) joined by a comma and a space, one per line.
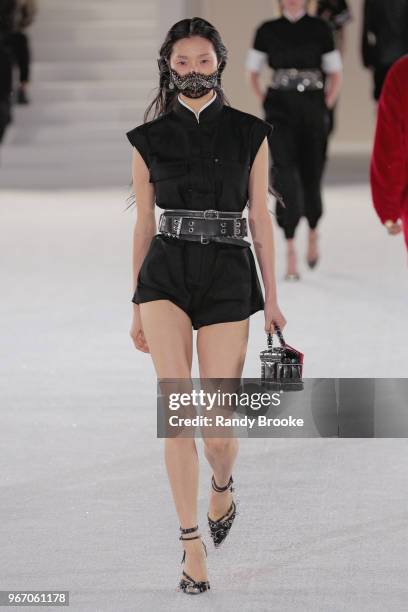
267, 321, 285, 349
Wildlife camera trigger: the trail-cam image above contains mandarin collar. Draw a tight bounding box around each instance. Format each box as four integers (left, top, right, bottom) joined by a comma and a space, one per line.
172, 90, 224, 125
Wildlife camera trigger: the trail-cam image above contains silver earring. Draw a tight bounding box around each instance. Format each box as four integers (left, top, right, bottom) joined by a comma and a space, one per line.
169, 80, 175, 90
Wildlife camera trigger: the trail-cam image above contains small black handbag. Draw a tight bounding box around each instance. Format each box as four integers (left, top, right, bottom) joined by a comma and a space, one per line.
260, 323, 304, 391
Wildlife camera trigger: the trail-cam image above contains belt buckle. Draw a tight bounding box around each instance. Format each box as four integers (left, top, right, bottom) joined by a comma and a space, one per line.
200, 235, 209, 244
203, 209, 219, 220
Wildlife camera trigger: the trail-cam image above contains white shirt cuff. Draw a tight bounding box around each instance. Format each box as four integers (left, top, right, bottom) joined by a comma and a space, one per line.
321, 49, 342, 74
246, 48, 268, 73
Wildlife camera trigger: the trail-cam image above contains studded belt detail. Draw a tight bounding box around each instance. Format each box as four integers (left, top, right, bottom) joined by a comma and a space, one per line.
271, 69, 324, 92
158, 209, 250, 246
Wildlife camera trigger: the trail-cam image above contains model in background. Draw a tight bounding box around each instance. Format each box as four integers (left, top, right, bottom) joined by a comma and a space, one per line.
316, 0, 352, 137
362, 0, 408, 102
0, 0, 16, 143
316, 0, 352, 54
6, 0, 37, 104
246, 0, 342, 280
370, 54, 408, 256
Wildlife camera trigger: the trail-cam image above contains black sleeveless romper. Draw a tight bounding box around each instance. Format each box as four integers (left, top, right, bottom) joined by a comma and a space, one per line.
126, 93, 272, 330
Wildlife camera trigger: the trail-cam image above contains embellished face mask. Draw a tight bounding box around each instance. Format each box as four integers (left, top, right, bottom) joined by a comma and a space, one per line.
168, 67, 219, 98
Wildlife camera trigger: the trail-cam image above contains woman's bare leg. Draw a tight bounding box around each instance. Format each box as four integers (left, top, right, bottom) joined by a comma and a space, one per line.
306, 227, 319, 266
197, 319, 249, 521
139, 299, 207, 581
287, 238, 299, 276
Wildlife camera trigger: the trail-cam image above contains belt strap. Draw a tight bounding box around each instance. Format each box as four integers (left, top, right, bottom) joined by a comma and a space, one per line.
165, 233, 251, 247
158, 208, 249, 246
161, 208, 243, 219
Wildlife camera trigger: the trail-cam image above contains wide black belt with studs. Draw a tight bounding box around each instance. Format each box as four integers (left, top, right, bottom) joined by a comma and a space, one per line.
158, 209, 250, 246
270, 68, 324, 92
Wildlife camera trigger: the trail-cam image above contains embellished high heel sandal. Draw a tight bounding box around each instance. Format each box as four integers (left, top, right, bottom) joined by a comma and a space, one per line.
178, 525, 210, 595
284, 272, 301, 281
207, 474, 237, 548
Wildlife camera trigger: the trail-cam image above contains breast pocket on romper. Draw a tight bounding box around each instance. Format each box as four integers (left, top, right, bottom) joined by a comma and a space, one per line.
149, 160, 188, 205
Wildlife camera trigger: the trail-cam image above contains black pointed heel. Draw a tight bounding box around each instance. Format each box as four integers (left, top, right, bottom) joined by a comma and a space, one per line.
178, 525, 210, 595
307, 257, 319, 269
207, 474, 237, 548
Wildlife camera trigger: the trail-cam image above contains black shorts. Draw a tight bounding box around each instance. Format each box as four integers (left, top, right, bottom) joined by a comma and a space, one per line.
132, 235, 265, 330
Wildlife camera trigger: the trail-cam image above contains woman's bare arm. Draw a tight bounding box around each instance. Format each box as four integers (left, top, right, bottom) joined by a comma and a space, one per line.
131, 147, 156, 310
129, 147, 156, 352
248, 71, 265, 104
248, 137, 276, 300
325, 70, 342, 109
247, 137, 286, 332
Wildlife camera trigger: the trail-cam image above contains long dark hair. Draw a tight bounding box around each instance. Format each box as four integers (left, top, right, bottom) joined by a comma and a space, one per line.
123, 17, 284, 215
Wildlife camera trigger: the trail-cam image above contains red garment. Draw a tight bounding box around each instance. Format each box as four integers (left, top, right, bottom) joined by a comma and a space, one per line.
370, 54, 408, 251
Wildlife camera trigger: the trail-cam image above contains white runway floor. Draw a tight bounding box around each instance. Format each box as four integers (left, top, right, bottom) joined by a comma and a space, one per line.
1, 183, 407, 611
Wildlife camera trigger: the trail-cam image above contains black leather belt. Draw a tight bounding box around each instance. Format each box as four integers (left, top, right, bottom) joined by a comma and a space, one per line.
270, 69, 324, 92
158, 209, 250, 246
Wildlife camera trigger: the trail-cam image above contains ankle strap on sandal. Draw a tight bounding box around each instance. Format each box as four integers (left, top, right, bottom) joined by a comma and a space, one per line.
179, 525, 198, 534
211, 474, 234, 492
180, 534, 201, 541
179, 524, 200, 541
